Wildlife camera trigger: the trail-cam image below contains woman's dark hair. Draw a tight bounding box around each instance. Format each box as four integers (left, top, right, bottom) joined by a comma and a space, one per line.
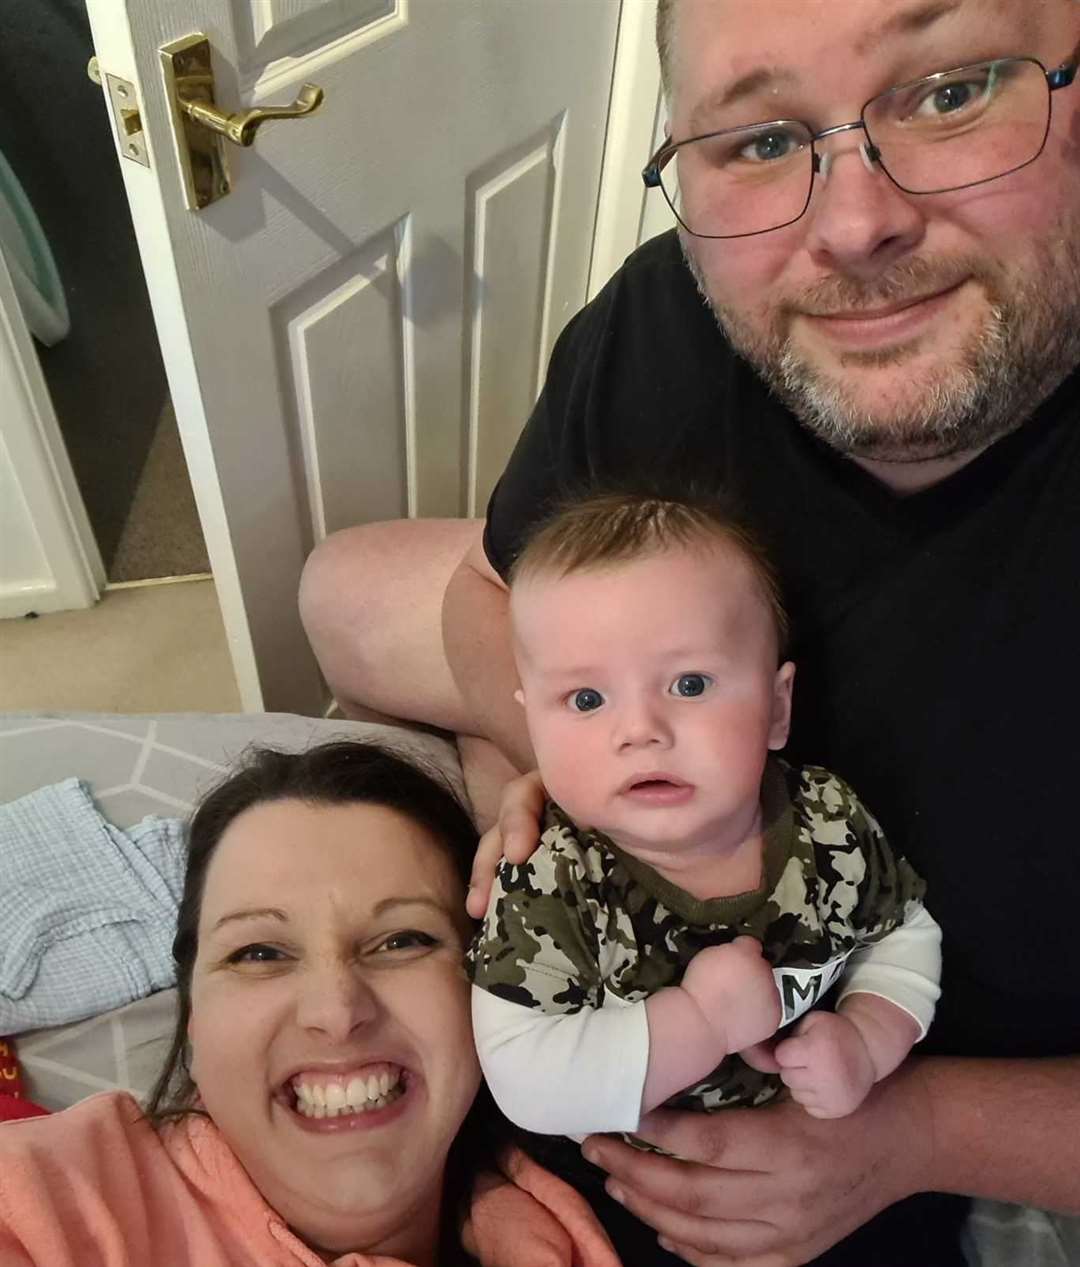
145, 739, 505, 1257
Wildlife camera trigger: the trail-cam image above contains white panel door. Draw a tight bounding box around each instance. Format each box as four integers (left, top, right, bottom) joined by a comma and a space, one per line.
83, 0, 620, 713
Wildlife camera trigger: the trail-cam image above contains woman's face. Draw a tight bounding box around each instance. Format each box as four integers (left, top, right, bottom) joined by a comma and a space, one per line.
188, 798, 480, 1259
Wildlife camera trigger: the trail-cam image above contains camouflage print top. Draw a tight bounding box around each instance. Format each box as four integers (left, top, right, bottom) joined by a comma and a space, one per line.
467, 758, 928, 1112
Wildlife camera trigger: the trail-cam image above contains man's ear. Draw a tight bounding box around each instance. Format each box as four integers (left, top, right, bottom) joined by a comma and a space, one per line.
767, 661, 795, 750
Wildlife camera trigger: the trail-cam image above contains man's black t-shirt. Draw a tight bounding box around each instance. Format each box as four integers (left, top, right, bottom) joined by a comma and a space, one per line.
484, 230, 1080, 1266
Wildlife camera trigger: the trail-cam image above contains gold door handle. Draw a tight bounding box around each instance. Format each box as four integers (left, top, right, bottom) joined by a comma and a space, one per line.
160, 32, 325, 209
178, 81, 323, 147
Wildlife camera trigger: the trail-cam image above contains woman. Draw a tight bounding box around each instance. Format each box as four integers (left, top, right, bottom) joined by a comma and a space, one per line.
0, 742, 619, 1267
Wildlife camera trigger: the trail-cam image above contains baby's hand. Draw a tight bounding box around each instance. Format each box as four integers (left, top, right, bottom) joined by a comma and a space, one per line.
680, 937, 780, 1055
773, 1009, 876, 1118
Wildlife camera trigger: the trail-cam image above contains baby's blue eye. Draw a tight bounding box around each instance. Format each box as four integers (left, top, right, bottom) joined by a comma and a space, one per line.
570, 688, 604, 713
671, 673, 711, 698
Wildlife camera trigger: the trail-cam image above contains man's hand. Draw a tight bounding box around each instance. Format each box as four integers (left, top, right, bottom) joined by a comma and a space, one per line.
772, 1010, 876, 1119
466, 769, 546, 918
681, 938, 780, 1054
581, 1061, 932, 1267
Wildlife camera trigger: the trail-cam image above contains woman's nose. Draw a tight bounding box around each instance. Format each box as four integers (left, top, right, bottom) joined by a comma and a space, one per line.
295, 964, 378, 1038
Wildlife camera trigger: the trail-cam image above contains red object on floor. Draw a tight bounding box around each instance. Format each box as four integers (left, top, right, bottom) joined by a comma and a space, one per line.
0, 1036, 23, 1097
0, 1094, 49, 1121
0, 1037, 50, 1120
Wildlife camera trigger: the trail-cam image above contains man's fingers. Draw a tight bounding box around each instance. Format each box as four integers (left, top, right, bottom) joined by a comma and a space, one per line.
583, 1130, 776, 1221
466, 770, 546, 915
657, 1239, 788, 1267
604, 1179, 777, 1260
500, 770, 547, 862
619, 1105, 788, 1174
466, 823, 506, 917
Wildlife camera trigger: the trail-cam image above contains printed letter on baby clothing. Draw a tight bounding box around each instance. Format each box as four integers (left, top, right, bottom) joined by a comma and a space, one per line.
773, 957, 847, 1025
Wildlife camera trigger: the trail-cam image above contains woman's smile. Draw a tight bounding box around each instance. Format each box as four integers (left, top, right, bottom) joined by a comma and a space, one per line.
276, 1061, 412, 1131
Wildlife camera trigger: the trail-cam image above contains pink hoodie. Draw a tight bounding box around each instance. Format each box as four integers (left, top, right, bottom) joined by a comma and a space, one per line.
0, 1092, 620, 1267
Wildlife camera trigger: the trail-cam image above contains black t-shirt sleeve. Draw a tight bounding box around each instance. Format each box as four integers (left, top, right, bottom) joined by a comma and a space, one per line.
482, 230, 730, 580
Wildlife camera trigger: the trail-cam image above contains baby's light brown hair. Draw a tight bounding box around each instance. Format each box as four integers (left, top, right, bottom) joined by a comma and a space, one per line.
509, 491, 790, 659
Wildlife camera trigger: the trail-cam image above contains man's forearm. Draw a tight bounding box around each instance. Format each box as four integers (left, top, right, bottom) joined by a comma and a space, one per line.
442, 558, 534, 771
918, 1055, 1080, 1212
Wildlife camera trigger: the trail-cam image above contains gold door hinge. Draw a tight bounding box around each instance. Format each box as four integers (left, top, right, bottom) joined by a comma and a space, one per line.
88, 56, 150, 168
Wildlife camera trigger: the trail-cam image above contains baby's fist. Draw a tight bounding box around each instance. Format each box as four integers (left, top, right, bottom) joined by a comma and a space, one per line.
774, 1009, 875, 1118
681, 936, 780, 1054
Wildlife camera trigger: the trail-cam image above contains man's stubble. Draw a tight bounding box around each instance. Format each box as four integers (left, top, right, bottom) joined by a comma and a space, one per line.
681, 215, 1080, 465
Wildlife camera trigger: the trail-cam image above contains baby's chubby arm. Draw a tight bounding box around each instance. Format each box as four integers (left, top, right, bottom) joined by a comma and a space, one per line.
473, 936, 780, 1135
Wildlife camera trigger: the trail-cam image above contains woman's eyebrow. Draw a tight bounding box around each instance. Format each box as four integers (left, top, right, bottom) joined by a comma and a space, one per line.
211, 906, 288, 933
371, 896, 452, 918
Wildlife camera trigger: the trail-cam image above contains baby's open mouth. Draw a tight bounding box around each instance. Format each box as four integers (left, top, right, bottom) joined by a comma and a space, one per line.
284, 1063, 406, 1119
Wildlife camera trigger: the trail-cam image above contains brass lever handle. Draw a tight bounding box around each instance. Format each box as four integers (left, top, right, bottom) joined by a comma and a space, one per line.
161, 33, 326, 209
177, 80, 324, 147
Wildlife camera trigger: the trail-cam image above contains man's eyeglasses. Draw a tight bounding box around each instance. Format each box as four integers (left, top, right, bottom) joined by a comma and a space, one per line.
642, 44, 1080, 240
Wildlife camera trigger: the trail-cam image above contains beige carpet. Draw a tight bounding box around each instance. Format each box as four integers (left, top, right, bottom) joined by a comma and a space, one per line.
109, 400, 211, 583
0, 579, 240, 712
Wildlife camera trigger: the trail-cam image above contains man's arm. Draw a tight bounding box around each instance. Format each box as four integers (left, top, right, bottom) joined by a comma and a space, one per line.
442, 535, 533, 773
920, 1055, 1080, 1210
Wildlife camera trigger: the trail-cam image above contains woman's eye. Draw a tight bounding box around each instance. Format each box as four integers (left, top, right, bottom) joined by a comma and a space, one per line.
670, 673, 712, 698
379, 930, 438, 953
569, 688, 605, 713
227, 943, 284, 964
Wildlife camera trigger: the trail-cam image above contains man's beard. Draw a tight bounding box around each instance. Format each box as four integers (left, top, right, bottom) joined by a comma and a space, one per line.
681, 228, 1080, 464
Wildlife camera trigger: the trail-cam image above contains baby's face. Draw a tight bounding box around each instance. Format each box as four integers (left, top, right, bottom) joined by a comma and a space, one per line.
511, 543, 794, 861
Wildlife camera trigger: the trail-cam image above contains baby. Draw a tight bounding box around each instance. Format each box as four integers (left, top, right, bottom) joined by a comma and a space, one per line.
467, 492, 941, 1137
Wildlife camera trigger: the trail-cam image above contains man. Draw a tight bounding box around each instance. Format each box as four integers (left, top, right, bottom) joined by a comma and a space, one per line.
300, 1, 1080, 1262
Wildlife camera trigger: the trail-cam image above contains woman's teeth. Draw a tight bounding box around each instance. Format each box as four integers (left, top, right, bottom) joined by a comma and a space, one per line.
292, 1068, 405, 1118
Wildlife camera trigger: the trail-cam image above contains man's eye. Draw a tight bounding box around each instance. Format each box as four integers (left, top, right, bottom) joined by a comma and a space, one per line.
911, 72, 995, 121
227, 944, 284, 964
735, 127, 801, 164
569, 688, 605, 713
379, 930, 438, 953
670, 673, 713, 698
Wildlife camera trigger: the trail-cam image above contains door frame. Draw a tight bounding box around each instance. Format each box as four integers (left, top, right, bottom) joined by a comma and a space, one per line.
587, 0, 665, 300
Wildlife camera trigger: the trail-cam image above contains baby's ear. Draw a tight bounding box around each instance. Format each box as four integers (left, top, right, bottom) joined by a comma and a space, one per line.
767, 660, 795, 750
513, 688, 525, 707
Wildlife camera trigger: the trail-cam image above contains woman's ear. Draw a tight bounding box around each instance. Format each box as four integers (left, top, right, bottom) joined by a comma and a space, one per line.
767, 661, 795, 750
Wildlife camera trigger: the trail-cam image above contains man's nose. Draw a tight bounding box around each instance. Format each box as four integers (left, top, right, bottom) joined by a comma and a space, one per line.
296, 963, 378, 1039
613, 697, 673, 751
802, 138, 925, 280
